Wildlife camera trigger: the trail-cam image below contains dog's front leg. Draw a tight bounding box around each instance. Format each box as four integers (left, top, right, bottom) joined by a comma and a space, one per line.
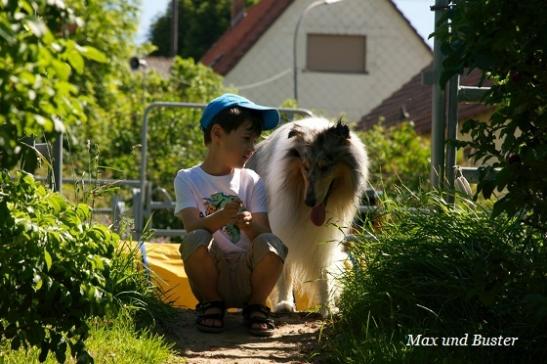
319, 269, 340, 318
272, 266, 296, 313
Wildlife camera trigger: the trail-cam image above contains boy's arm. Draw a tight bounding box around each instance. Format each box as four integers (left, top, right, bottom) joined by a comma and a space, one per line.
177, 200, 240, 233
237, 212, 271, 241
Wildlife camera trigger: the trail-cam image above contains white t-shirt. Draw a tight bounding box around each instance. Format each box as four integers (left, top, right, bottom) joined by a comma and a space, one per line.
174, 165, 268, 254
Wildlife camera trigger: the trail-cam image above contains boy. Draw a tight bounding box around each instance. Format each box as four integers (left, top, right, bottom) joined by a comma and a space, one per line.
174, 94, 288, 337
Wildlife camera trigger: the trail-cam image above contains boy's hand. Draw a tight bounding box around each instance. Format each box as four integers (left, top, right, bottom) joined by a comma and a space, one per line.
220, 198, 242, 224
235, 210, 252, 229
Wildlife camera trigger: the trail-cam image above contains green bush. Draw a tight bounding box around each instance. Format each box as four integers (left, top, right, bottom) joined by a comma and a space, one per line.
358, 121, 431, 194
0, 171, 118, 362
321, 195, 547, 363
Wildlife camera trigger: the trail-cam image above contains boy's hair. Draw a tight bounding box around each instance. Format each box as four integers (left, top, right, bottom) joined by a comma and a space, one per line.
203, 107, 263, 145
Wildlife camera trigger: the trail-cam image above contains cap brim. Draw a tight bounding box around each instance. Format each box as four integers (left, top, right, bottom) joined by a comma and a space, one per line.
238, 101, 280, 130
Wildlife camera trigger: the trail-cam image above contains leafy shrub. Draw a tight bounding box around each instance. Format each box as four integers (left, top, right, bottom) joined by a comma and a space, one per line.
0, 171, 119, 362
435, 0, 547, 231
322, 195, 547, 363
358, 121, 430, 194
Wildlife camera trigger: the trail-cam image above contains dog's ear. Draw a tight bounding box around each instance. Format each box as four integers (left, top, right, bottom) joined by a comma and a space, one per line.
333, 118, 350, 140
288, 126, 304, 139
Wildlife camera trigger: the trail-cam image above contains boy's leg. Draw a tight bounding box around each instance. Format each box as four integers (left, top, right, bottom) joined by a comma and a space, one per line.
180, 229, 223, 329
247, 233, 288, 332
249, 252, 283, 305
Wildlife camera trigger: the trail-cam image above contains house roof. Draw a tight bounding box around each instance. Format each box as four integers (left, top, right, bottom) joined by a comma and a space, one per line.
201, 0, 432, 76
357, 64, 491, 134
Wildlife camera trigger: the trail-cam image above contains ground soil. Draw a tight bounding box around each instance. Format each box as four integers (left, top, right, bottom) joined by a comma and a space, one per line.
163, 309, 325, 363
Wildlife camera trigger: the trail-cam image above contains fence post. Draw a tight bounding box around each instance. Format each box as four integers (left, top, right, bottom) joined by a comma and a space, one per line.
53, 133, 63, 193
112, 195, 125, 232
446, 74, 460, 203
132, 188, 141, 240
430, 0, 449, 189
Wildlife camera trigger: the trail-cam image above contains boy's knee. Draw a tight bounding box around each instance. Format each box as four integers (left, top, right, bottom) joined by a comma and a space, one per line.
180, 229, 213, 263
251, 233, 288, 266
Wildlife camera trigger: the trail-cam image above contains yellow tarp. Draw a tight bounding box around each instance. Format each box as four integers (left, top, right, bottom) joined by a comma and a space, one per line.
137, 242, 198, 309
132, 242, 312, 311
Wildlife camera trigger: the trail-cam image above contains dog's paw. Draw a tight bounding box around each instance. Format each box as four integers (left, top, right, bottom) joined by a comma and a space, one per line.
273, 301, 296, 313
320, 305, 339, 318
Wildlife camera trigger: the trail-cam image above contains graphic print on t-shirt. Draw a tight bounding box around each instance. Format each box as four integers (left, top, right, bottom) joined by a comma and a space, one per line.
203, 192, 242, 243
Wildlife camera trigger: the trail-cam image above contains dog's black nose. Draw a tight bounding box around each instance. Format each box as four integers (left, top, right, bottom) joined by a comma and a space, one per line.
305, 196, 316, 207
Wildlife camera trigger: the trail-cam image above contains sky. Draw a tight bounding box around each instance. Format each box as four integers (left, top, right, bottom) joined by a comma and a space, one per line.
135, 0, 435, 48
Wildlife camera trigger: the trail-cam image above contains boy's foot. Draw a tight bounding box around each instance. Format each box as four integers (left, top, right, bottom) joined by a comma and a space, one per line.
196, 301, 225, 333
242, 304, 275, 337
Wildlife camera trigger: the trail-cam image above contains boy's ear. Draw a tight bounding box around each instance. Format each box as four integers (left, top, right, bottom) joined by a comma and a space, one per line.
211, 124, 224, 141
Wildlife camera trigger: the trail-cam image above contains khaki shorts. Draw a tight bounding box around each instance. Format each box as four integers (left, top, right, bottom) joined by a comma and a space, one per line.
180, 229, 288, 308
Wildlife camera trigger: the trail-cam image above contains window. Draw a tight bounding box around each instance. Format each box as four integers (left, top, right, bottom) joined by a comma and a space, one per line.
306, 34, 367, 73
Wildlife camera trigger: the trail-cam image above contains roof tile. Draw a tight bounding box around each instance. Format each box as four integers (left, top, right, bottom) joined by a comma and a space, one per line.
357, 63, 491, 134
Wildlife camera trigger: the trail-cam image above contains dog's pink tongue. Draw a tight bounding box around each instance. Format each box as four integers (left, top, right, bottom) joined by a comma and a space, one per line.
310, 202, 326, 226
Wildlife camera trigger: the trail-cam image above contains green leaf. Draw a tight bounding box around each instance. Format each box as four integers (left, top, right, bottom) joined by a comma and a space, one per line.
33, 273, 43, 291
66, 50, 84, 74
44, 248, 52, 271
80, 46, 108, 63
51, 59, 72, 80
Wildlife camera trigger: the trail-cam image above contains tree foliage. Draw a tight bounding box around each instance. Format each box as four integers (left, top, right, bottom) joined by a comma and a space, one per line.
435, 0, 547, 231
0, 0, 139, 171
0, 0, 92, 169
149, 0, 260, 60
57, 0, 140, 175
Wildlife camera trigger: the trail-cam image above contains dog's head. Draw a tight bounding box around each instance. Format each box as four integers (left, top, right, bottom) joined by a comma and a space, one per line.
286, 119, 359, 226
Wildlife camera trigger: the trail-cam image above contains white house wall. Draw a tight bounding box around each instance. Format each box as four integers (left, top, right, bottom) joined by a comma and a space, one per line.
223, 0, 432, 122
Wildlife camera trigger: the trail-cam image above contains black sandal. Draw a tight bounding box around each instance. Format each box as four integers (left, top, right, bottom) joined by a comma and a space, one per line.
242, 304, 275, 337
196, 301, 225, 333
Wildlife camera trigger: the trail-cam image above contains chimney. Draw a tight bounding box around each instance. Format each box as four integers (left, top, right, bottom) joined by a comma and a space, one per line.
231, 0, 246, 26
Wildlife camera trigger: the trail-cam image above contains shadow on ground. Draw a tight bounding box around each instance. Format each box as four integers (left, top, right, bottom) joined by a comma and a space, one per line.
162, 308, 324, 363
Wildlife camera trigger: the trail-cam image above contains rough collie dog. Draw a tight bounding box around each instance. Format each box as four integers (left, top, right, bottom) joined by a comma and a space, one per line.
246, 117, 368, 316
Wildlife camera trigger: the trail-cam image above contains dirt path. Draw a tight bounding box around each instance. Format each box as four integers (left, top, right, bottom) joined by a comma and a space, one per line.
164, 309, 325, 363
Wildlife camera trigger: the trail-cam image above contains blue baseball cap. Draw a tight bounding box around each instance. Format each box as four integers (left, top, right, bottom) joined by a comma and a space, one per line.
200, 93, 280, 131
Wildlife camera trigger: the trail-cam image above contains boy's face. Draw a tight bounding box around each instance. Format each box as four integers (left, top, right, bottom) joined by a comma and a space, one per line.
216, 119, 258, 168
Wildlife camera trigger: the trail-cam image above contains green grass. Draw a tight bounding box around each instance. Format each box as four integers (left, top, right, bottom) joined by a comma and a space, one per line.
0, 308, 182, 364
320, 192, 547, 363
